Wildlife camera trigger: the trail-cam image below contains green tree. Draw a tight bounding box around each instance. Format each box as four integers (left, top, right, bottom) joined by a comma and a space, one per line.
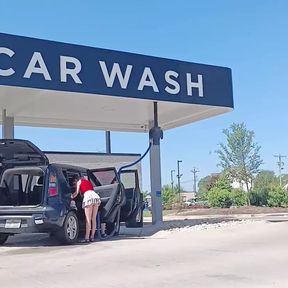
161, 184, 177, 209
231, 188, 248, 206
280, 174, 288, 187
207, 187, 232, 208
198, 174, 219, 199
267, 186, 288, 207
216, 123, 263, 193
250, 170, 277, 206
214, 172, 232, 191
142, 190, 150, 199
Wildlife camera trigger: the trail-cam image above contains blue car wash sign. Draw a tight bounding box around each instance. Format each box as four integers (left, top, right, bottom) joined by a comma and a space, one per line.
0, 33, 233, 108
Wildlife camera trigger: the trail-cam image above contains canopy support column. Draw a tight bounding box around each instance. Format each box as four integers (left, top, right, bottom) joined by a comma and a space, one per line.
105, 131, 111, 153
149, 102, 163, 225
2, 109, 14, 139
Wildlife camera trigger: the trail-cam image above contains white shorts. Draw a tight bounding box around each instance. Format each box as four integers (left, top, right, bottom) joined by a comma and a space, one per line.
82, 190, 101, 208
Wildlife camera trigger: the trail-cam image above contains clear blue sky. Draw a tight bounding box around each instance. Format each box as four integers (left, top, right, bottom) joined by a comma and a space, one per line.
1, 0, 287, 192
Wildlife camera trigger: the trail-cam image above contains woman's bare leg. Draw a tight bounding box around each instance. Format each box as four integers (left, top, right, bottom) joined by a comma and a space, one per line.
90, 204, 99, 240
84, 205, 92, 240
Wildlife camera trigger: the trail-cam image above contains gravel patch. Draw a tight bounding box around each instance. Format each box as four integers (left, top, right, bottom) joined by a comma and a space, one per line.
151, 218, 254, 238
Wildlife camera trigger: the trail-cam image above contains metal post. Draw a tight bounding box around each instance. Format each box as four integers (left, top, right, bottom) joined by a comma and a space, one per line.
170, 170, 175, 192
150, 144, 162, 224
2, 109, 14, 139
177, 160, 182, 202
274, 154, 286, 186
105, 131, 111, 153
191, 167, 199, 193
149, 102, 163, 225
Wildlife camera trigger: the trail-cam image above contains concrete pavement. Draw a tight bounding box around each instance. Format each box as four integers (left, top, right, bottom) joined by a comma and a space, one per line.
1, 219, 288, 288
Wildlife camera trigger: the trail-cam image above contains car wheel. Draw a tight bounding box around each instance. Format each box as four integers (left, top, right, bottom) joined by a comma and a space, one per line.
56, 211, 79, 245
0, 233, 9, 245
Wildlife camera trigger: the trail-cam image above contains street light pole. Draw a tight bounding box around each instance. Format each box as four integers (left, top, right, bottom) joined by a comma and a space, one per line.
177, 160, 182, 202
170, 170, 175, 193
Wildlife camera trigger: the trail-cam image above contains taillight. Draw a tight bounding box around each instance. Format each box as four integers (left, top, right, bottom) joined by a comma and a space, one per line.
48, 174, 58, 196
48, 187, 58, 196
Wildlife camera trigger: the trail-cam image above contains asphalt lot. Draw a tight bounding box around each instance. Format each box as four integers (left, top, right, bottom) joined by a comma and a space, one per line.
1, 214, 288, 288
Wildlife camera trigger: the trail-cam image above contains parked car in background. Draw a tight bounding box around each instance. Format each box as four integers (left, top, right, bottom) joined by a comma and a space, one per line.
184, 199, 210, 209
0, 139, 143, 245
184, 199, 194, 206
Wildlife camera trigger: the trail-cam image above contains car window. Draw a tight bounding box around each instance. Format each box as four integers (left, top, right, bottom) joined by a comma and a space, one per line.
92, 169, 118, 186
62, 169, 81, 187
120, 172, 136, 189
0, 168, 44, 205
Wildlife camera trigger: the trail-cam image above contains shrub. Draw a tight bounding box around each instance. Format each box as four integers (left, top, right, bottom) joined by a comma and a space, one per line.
207, 188, 232, 208
267, 186, 288, 207
249, 189, 269, 206
231, 188, 248, 207
161, 185, 177, 210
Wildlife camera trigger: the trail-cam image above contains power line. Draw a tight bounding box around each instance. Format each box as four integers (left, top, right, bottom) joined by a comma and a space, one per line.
181, 180, 193, 184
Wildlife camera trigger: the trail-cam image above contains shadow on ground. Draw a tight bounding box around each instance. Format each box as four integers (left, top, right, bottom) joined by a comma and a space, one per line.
1, 217, 238, 249
2, 231, 131, 249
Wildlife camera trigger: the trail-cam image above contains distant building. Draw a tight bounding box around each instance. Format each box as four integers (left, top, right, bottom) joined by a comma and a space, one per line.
231, 180, 251, 192
45, 151, 142, 188
180, 191, 197, 202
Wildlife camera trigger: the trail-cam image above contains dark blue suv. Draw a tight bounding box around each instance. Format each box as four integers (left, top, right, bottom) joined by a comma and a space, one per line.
0, 139, 143, 245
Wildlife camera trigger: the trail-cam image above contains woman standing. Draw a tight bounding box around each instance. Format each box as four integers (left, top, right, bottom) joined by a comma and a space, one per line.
71, 176, 101, 243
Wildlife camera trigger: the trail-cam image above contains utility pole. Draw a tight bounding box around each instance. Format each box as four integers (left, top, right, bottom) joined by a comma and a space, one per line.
170, 170, 175, 193
105, 131, 111, 153
274, 154, 286, 186
191, 167, 199, 193
177, 160, 182, 202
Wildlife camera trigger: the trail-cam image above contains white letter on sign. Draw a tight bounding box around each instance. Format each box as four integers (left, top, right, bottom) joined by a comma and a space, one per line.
99, 61, 132, 89
60, 56, 82, 84
0, 47, 15, 76
23, 52, 51, 80
165, 70, 180, 94
138, 67, 159, 92
186, 74, 203, 97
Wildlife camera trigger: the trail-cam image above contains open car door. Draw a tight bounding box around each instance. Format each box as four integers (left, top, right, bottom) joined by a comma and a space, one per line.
89, 167, 125, 235
119, 169, 143, 228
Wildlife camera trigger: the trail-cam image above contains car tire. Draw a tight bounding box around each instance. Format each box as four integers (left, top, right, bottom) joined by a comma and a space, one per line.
55, 211, 79, 245
0, 233, 9, 245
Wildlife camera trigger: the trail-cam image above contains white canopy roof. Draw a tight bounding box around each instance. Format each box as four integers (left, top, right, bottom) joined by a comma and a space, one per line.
0, 86, 232, 132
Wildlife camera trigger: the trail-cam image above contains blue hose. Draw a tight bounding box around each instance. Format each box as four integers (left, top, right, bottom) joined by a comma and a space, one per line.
118, 142, 152, 175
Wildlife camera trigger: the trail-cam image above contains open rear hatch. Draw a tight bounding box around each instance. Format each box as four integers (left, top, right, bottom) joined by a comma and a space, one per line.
0, 139, 49, 176
0, 139, 48, 207
0, 139, 49, 175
